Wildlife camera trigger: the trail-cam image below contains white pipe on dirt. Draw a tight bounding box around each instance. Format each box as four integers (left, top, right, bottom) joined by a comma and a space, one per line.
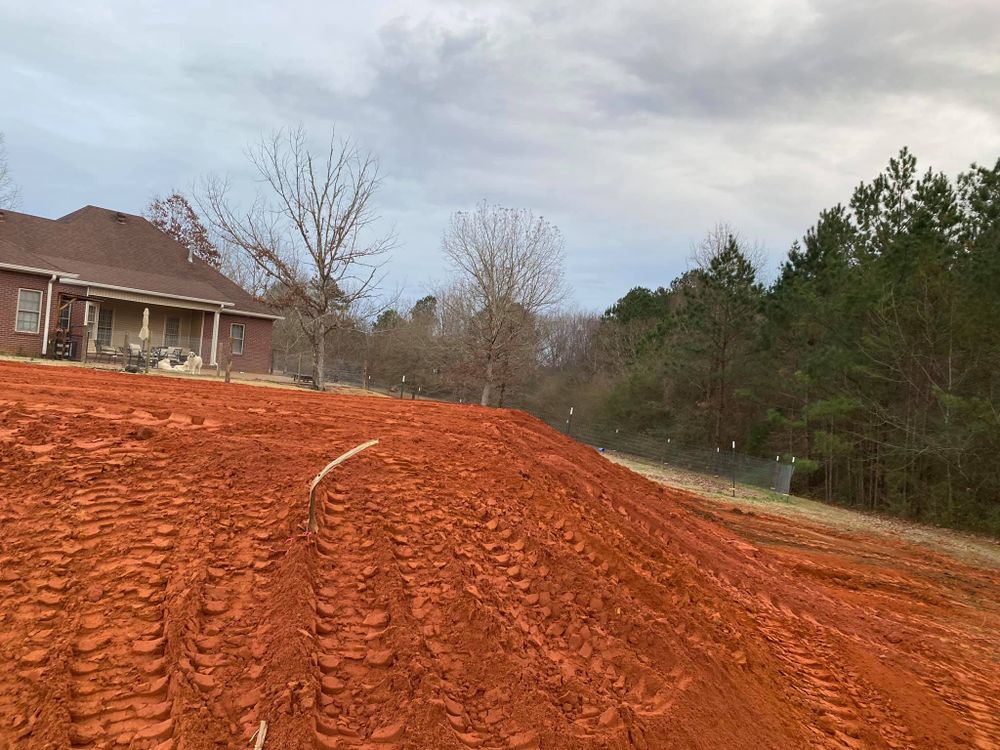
251, 720, 267, 749
307, 439, 379, 533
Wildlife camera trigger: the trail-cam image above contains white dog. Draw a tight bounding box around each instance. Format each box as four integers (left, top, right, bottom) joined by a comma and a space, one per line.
156, 358, 174, 371
186, 352, 203, 375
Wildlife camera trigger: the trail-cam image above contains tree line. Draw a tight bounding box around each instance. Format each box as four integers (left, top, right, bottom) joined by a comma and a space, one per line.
521, 149, 998, 534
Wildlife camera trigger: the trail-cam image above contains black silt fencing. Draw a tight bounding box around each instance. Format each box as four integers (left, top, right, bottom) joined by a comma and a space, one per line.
534, 416, 795, 495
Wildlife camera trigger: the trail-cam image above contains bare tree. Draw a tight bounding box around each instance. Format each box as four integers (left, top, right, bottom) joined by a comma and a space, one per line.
270, 306, 311, 373
690, 221, 764, 275
442, 202, 567, 405
218, 239, 271, 300
201, 126, 393, 390
538, 310, 600, 372
0, 134, 20, 209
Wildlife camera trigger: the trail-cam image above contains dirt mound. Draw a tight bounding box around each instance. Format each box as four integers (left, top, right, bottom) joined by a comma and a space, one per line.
0, 361, 997, 749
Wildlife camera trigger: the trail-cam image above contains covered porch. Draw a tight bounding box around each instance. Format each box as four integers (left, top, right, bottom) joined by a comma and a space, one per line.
46, 289, 224, 367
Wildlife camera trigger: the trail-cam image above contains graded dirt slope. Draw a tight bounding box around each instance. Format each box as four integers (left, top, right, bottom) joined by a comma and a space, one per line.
0, 361, 997, 750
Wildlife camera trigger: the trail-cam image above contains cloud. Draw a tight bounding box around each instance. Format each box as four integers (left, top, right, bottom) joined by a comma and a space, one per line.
1, 0, 999, 307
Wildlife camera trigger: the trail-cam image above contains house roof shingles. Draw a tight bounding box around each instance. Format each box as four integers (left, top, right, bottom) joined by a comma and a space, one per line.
0, 206, 273, 315
0, 237, 70, 274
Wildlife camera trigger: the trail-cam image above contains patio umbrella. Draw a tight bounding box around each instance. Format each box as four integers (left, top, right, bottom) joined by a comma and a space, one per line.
139, 308, 150, 372
139, 308, 150, 343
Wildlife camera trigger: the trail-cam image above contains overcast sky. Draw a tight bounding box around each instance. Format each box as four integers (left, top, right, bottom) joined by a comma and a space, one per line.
2, 0, 999, 310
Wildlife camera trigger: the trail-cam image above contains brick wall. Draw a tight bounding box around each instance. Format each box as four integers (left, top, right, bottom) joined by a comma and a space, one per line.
198, 311, 274, 374
0, 273, 94, 359
220, 313, 273, 374
0, 270, 55, 357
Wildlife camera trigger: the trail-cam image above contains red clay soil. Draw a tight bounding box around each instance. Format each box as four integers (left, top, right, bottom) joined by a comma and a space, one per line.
0, 361, 997, 750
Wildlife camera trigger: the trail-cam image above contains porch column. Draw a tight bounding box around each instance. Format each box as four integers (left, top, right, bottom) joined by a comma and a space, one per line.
210, 309, 221, 366
40, 274, 56, 356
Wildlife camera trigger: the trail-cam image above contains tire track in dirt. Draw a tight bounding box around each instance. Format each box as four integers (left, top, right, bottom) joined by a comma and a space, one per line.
367, 446, 697, 749
375, 454, 520, 750
0, 404, 183, 748
614, 492, 910, 749
310, 481, 412, 747
62, 412, 201, 749
609, 467, 990, 750
63, 460, 178, 750
901, 638, 1000, 750
542, 513, 696, 733
747, 593, 913, 750
0, 399, 281, 749
0, 401, 90, 745
156, 431, 295, 747
736, 526, 1000, 750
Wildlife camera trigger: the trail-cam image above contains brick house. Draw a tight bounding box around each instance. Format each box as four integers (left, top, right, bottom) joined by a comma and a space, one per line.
0, 205, 279, 372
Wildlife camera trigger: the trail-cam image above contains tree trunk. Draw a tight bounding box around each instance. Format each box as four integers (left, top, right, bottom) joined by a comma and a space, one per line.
314, 326, 326, 391
480, 358, 494, 406
713, 346, 727, 447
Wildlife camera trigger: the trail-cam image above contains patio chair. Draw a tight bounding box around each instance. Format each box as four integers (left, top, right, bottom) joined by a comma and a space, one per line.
126, 343, 144, 367
94, 344, 121, 363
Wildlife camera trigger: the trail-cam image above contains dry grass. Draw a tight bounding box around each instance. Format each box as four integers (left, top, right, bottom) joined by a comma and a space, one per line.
604, 449, 1000, 570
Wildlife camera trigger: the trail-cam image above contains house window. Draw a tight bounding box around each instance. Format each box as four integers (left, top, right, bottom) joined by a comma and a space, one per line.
15, 289, 43, 333
230, 323, 245, 355
85, 303, 95, 342
96, 308, 114, 347
164, 316, 181, 347
57, 300, 72, 331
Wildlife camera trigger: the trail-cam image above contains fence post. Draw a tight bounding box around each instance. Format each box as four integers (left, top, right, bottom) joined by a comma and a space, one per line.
566, 406, 574, 435
399, 375, 406, 399
731, 440, 737, 497
224, 338, 233, 383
